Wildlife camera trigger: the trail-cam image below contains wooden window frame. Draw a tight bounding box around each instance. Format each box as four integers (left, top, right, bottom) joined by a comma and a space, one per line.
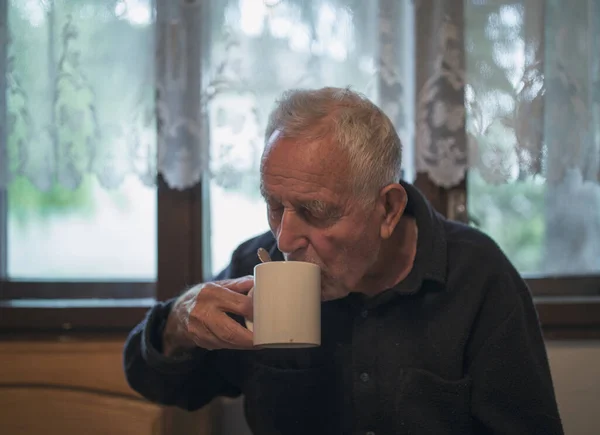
0, 176, 204, 333
415, 174, 600, 340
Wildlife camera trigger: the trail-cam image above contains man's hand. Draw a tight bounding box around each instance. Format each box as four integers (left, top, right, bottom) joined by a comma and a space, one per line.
162, 276, 254, 356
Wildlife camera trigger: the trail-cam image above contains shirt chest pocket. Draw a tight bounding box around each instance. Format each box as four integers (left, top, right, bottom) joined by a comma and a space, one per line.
393, 368, 473, 435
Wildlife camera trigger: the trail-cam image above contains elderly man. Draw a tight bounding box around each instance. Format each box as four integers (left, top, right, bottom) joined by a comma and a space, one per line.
124, 87, 564, 434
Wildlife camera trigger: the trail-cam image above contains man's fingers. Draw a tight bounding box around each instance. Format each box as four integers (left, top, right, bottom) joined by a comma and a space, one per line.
209, 312, 254, 349
222, 291, 253, 319
185, 279, 256, 351
188, 312, 254, 350
205, 284, 253, 319
245, 287, 254, 321
220, 276, 254, 294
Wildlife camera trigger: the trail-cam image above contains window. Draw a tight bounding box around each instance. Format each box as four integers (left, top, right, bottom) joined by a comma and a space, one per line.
2, 0, 597, 336
460, 0, 600, 335
5, 0, 157, 281
463, 0, 600, 278
8, 177, 156, 280
0, 0, 160, 330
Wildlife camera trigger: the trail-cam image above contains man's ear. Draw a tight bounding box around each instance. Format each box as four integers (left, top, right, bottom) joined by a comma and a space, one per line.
378, 183, 408, 240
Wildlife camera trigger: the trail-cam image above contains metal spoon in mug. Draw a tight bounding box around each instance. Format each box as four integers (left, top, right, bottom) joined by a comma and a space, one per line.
257, 247, 272, 263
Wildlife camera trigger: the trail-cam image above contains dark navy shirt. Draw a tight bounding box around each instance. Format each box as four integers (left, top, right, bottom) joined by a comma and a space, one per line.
123, 182, 564, 435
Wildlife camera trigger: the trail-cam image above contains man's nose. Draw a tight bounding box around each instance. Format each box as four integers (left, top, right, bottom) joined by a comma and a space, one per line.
275, 209, 308, 255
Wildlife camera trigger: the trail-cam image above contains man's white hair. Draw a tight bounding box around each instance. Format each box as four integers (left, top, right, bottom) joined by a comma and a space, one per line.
263, 86, 402, 201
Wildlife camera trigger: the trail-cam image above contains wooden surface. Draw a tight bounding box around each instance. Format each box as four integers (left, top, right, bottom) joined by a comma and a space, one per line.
0, 387, 162, 435
0, 337, 142, 397
0, 336, 213, 435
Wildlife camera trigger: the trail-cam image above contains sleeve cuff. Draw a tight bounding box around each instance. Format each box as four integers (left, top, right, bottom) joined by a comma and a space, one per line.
141, 299, 209, 374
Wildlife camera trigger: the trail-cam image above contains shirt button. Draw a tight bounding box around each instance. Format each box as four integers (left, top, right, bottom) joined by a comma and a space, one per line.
361, 309, 369, 318
360, 372, 370, 382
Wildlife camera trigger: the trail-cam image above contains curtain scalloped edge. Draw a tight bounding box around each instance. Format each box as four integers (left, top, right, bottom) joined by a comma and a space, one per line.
157, 167, 204, 190
415, 165, 467, 189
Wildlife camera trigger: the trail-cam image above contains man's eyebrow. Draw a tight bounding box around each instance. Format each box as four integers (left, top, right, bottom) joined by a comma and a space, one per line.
259, 185, 340, 217
301, 200, 341, 217
302, 200, 327, 213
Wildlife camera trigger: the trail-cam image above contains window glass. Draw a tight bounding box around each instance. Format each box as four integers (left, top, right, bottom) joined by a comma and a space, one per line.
465, 0, 600, 276
6, 0, 157, 280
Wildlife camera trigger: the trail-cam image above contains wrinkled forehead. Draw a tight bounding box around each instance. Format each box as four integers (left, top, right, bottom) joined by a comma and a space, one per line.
260, 133, 354, 197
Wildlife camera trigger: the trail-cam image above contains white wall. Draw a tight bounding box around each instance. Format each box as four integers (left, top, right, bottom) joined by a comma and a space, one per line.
546, 341, 600, 435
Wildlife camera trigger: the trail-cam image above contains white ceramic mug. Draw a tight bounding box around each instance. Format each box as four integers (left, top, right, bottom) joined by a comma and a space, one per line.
245, 261, 321, 348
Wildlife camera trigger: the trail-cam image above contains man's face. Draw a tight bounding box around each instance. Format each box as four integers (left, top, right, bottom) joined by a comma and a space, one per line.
260, 134, 384, 301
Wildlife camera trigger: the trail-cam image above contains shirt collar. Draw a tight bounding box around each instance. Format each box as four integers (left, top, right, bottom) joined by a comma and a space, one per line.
391, 180, 448, 294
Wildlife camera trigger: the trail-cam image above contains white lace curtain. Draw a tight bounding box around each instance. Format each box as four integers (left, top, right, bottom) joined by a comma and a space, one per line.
1, 0, 599, 194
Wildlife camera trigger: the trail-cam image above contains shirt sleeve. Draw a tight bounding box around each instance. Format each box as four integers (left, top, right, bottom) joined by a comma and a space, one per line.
122, 263, 242, 411
467, 272, 564, 435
